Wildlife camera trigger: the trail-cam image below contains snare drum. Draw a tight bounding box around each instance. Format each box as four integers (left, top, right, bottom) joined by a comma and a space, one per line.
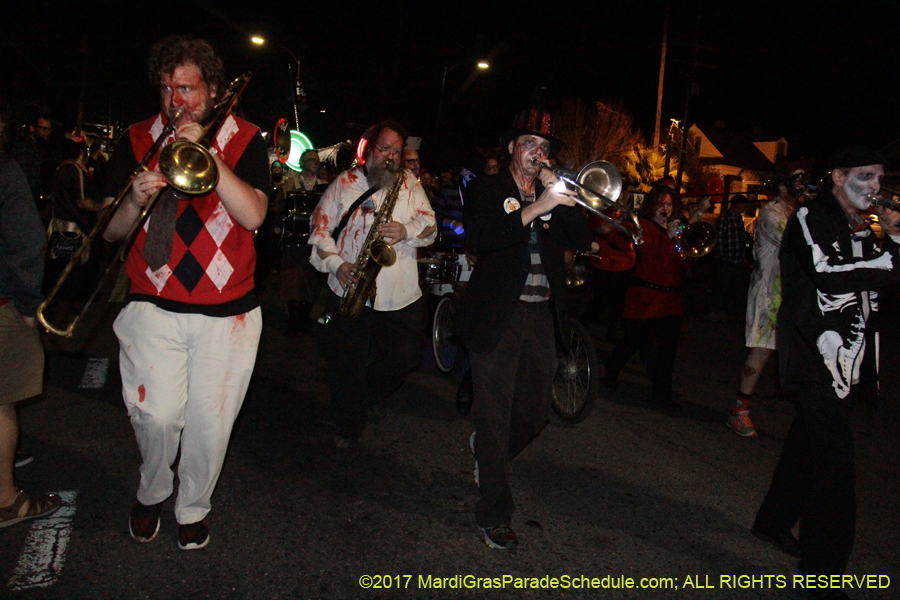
417, 258, 444, 284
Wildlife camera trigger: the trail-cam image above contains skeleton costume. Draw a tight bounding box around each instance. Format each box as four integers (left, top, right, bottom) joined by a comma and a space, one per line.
777, 188, 899, 400
754, 172, 900, 578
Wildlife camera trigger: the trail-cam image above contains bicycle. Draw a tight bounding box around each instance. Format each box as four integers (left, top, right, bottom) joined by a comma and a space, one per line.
418, 248, 599, 424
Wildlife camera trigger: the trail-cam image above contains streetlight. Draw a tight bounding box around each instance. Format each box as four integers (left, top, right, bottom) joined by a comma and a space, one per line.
249, 35, 305, 130
440, 61, 489, 98
436, 60, 489, 148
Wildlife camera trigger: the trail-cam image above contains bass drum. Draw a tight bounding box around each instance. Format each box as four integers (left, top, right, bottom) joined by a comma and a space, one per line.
282, 190, 320, 247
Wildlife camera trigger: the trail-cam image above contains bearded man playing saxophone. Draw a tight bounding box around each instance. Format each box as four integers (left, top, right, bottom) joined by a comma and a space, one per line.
308, 121, 435, 450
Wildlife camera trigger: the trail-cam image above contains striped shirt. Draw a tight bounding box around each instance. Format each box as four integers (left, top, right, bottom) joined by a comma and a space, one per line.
518, 191, 550, 302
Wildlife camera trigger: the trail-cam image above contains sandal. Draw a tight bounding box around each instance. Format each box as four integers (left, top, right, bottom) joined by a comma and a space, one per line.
0, 488, 62, 528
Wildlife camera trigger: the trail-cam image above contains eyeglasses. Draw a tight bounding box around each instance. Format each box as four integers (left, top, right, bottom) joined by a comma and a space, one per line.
405, 158, 419, 164
35, 125, 52, 132
374, 144, 402, 158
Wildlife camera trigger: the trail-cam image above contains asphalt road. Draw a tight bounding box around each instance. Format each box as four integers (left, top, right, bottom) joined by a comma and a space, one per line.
1, 270, 898, 600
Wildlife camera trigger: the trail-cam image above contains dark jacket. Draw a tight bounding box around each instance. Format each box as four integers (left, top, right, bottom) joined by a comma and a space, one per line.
0, 153, 46, 316
778, 189, 900, 403
453, 168, 592, 354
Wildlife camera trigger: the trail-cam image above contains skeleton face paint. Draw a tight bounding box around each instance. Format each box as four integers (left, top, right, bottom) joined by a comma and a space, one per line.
838, 164, 884, 211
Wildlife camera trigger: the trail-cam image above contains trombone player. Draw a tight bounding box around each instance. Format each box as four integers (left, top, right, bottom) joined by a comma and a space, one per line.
452, 108, 593, 550
101, 36, 269, 550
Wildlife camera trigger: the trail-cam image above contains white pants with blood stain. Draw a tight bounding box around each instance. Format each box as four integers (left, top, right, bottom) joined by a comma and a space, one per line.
114, 301, 261, 525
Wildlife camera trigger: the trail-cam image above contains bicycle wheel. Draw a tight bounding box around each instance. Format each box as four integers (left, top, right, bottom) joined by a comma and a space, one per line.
552, 319, 599, 424
432, 295, 463, 374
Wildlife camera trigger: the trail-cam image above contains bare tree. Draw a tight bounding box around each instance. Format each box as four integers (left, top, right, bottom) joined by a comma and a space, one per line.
554, 98, 644, 173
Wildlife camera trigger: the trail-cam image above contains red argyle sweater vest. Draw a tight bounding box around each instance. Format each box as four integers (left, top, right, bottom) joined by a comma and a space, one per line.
124, 114, 258, 305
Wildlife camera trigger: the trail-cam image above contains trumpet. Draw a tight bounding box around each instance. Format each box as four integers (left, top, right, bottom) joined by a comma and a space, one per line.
37, 73, 252, 337
673, 220, 718, 258
531, 158, 643, 245
867, 193, 900, 211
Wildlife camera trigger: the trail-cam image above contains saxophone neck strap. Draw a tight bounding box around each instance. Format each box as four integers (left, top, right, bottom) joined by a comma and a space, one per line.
331, 185, 379, 242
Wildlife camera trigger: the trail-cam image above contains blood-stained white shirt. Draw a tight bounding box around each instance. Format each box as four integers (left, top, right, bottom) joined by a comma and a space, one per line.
309, 167, 436, 311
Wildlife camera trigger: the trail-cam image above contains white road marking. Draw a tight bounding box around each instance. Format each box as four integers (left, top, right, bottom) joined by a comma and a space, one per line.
79, 358, 109, 389
8, 490, 78, 591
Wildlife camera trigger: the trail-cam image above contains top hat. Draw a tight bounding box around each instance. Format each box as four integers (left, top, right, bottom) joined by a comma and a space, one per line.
500, 108, 564, 158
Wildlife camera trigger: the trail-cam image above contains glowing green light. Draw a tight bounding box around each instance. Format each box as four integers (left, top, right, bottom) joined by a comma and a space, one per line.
286, 130, 314, 171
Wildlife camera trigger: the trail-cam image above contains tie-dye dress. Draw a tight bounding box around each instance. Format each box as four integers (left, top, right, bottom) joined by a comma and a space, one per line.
745, 199, 794, 349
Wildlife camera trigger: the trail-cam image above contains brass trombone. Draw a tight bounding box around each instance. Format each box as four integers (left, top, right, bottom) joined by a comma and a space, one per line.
531, 158, 644, 245
37, 72, 252, 337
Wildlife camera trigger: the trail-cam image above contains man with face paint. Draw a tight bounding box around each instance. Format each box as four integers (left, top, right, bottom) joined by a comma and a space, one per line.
308, 121, 436, 449
101, 36, 270, 550
750, 148, 900, 595
727, 169, 807, 438
453, 109, 592, 549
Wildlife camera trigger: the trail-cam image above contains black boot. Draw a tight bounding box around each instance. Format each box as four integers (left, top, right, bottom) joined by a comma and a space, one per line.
456, 367, 474, 415
297, 303, 313, 334
286, 300, 302, 337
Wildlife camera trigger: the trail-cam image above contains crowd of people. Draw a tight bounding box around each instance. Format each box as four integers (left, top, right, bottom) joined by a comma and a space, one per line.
2, 34, 899, 599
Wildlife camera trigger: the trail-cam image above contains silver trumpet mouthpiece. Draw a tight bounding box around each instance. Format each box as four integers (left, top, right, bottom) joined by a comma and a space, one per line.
867, 194, 900, 210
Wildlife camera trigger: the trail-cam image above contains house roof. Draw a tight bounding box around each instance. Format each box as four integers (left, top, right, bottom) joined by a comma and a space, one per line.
692, 124, 777, 173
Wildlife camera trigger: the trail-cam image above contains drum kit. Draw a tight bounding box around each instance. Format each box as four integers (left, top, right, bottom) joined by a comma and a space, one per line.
417, 249, 473, 297
281, 189, 320, 248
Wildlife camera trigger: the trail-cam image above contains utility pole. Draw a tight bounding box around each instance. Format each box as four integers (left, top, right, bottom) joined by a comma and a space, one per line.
673, 0, 717, 191
76, 36, 88, 135
653, 1, 670, 149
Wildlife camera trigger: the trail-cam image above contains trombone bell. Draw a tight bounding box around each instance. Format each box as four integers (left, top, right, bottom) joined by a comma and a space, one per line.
539, 159, 643, 245
157, 141, 218, 195
576, 160, 623, 207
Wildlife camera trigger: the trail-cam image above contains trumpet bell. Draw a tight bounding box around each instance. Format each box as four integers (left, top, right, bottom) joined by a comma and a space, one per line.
678, 221, 718, 258
576, 160, 623, 209
158, 141, 219, 195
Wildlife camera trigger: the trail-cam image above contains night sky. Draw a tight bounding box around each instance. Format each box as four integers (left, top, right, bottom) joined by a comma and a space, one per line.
3, 0, 899, 171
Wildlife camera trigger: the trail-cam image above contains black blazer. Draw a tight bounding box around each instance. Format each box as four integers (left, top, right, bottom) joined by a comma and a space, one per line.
453, 169, 592, 354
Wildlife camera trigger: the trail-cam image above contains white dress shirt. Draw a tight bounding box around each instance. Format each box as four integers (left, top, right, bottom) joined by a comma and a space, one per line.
309, 167, 436, 311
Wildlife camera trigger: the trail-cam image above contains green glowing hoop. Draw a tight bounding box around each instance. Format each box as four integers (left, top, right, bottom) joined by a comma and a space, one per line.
286, 130, 314, 171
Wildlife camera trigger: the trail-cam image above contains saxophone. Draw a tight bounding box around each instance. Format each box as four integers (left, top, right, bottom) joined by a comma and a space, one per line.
339, 163, 405, 318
